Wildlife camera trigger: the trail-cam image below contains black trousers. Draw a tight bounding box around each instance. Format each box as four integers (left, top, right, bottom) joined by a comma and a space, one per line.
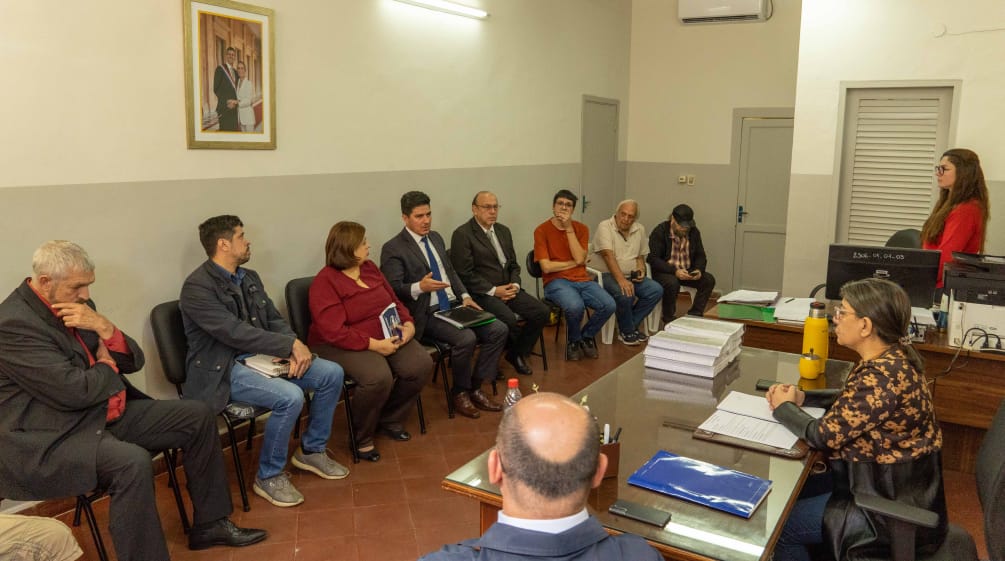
101, 399, 232, 561
471, 290, 549, 357
422, 311, 508, 393
653, 271, 716, 321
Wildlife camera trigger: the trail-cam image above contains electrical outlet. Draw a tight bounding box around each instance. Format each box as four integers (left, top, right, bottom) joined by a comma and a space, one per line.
678, 175, 687, 184
686, 175, 695, 186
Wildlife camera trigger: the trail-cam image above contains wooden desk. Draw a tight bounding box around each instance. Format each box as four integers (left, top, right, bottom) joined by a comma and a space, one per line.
707, 305, 1005, 473
442, 349, 853, 561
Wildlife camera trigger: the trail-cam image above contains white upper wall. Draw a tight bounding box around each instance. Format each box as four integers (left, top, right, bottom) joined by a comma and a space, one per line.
784, 0, 1005, 293
790, 0, 1005, 175
626, 0, 801, 164
0, 0, 631, 188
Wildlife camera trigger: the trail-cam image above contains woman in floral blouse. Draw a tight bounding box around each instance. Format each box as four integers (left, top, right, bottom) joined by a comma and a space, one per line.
767, 278, 946, 561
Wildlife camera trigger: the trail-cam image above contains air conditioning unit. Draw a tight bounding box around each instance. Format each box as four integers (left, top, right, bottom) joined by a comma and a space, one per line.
678, 0, 768, 24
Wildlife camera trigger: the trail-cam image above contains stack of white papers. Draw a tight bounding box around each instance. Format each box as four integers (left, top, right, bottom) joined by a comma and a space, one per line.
697, 391, 825, 449
643, 366, 739, 406
643, 316, 744, 378
717, 290, 779, 305
772, 297, 816, 323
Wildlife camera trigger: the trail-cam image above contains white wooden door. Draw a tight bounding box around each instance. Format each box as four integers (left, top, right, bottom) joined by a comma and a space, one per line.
732, 118, 794, 291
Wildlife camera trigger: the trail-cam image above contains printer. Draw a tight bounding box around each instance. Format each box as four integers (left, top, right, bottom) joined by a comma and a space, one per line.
945, 253, 1005, 349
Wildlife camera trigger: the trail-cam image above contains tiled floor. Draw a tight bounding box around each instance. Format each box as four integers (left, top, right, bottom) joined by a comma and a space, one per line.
51, 315, 988, 561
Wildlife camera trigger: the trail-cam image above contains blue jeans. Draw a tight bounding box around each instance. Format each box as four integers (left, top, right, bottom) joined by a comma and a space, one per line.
544, 278, 616, 342
601, 273, 662, 335
229, 358, 344, 480
772, 490, 830, 561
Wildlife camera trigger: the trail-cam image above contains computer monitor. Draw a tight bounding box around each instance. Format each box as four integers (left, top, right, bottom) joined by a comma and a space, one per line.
825, 244, 941, 307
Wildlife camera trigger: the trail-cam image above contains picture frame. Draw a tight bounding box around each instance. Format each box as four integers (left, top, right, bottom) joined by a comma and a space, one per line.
183, 0, 276, 149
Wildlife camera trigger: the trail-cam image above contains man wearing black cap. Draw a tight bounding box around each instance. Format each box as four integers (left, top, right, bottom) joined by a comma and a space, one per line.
647, 204, 716, 322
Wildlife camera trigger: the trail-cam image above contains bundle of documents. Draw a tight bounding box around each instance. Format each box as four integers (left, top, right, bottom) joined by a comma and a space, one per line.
628, 450, 772, 518
716, 290, 780, 322
696, 391, 825, 450
433, 306, 496, 329
643, 366, 739, 406
643, 316, 744, 378
771, 297, 816, 323
241, 354, 289, 378
717, 289, 779, 305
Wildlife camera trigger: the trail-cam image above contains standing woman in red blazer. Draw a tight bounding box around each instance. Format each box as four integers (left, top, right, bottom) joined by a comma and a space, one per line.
921, 148, 990, 288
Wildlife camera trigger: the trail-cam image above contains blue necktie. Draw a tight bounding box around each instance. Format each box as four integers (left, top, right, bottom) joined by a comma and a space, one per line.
422, 236, 451, 311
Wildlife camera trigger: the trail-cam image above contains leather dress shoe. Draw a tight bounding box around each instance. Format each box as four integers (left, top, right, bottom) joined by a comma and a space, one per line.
506, 352, 533, 375
379, 426, 411, 441
453, 392, 481, 419
189, 518, 267, 550
470, 389, 503, 412
356, 448, 381, 462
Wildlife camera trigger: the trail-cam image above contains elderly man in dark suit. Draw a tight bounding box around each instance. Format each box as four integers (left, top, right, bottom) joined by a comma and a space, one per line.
418, 392, 662, 561
450, 191, 549, 376
213, 46, 240, 131
380, 190, 508, 419
0, 241, 265, 561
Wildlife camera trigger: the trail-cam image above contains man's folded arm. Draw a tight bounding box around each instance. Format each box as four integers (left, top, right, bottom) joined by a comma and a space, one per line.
0, 324, 124, 411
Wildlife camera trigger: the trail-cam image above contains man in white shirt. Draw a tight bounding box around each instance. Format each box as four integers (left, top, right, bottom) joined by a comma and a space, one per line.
593, 200, 662, 345
418, 392, 662, 561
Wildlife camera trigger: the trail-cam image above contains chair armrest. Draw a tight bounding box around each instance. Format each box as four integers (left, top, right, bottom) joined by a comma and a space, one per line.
854, 493, 940, 528
586, 267, 603, 285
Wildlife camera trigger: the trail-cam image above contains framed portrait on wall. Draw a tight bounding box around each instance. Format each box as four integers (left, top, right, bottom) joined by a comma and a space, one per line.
183, 0, 276, 149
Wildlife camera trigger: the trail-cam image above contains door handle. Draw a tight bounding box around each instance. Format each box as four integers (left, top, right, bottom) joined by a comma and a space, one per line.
737, 206, 749, 223
582, 195, 591, 212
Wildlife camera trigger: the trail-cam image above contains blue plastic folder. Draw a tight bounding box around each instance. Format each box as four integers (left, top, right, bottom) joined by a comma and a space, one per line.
627, 450, 772, 518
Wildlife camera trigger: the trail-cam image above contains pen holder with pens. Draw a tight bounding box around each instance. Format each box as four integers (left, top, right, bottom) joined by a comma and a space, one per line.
600, 442, 621, 479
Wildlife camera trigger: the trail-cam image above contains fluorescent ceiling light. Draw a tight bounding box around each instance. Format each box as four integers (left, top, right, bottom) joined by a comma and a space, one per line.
393, 0, 489, 20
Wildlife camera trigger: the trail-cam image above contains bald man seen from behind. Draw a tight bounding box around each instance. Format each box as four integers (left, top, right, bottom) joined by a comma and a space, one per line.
419, 392, 662, 561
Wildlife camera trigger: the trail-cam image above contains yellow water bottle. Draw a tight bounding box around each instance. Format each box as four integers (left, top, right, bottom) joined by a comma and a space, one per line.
801, 301, 829, 377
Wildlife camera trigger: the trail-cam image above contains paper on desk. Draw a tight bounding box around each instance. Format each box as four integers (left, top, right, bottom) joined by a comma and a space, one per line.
717, 391, 825, 422
772, 298, 816, 323
697, 391, 826, 449
911, 306, 937, 327
718, 289, 779, 304
699, 410, 802, 449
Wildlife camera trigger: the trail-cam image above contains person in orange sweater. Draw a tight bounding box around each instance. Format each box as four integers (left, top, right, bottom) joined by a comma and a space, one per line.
921, 148, 990, 288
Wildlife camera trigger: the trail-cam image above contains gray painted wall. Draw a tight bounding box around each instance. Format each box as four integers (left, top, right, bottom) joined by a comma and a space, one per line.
1, 163, 588, 397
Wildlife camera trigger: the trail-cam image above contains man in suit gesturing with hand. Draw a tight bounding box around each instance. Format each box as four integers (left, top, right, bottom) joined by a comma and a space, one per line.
381, 191, 507, 419
450, 191, 548, 376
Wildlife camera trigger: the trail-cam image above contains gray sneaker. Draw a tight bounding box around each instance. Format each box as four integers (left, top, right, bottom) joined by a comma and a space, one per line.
292, 448, 350, 480
253, 472, 304, 507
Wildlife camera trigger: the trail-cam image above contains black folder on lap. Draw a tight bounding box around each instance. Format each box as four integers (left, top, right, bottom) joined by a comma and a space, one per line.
433, 306, 496, 329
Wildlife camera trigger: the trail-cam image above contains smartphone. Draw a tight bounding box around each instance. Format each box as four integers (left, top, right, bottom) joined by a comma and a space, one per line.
608, 499, 671, 528
755, 378, 777, 391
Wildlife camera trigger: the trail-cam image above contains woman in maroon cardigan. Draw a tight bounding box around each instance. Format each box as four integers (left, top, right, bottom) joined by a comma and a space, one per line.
309, 221, 432, 461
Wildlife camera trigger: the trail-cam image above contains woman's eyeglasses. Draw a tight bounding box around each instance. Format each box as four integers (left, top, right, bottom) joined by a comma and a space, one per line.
832, 306, 859, 320
934, 165, 951, 176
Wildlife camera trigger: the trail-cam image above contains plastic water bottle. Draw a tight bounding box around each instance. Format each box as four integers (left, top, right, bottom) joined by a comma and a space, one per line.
503, 378, 522, 410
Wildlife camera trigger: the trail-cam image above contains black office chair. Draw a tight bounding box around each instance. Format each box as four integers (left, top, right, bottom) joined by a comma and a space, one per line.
886, 228, 922, 249
526, 250, 564, 346
855, 401, 1005, 561
71, 447, 189, 561
284, 276, 426, 460
151, 300, 277, 512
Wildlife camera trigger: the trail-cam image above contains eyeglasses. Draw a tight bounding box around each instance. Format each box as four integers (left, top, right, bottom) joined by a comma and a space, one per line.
832, 306, 859, 320
934, 165, 951, 176
475, 204, 501, 211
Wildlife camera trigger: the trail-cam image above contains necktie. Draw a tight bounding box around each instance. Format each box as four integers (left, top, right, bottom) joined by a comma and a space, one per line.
422, 236, 451, 311
487, 229, 507, 266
